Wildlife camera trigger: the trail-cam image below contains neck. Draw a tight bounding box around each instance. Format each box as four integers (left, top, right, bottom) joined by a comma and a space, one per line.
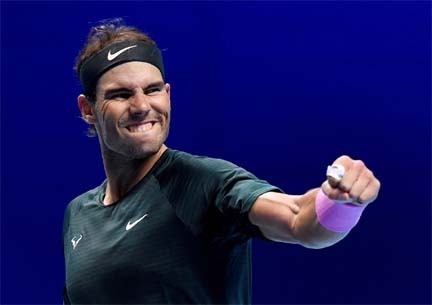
101, 144, 167, 205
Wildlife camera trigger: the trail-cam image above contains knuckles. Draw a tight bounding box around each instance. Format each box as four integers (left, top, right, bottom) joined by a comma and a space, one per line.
336, 155, 353, 164
358, 194, 369, 204
352, 160, 365, 170
325, 156, 381, 204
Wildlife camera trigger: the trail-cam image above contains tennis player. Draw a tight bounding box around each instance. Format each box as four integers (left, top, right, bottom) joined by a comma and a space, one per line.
62, 20, 380, 304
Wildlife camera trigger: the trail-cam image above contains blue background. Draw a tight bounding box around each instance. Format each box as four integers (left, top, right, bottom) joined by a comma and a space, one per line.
1, 1, 431, 304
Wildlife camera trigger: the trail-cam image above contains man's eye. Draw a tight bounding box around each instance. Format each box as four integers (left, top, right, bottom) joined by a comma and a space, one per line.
145, 87, 162, 95
108, 92, 131, 100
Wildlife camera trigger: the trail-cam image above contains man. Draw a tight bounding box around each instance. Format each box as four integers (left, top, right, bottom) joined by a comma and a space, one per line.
63, 21, 380, 304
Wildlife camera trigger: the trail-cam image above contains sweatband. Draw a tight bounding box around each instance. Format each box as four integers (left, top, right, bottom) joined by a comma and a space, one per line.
315, 189, 366, 232
79, 39, 165, 95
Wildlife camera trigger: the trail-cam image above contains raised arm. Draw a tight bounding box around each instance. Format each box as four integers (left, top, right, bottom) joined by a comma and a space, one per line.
248, 155, 381, 249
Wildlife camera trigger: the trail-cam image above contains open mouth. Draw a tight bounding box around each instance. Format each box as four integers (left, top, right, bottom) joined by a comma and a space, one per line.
126, 122, 157, 133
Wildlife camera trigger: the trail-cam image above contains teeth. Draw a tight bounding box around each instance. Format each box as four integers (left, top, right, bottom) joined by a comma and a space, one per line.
128, 122, 154, 133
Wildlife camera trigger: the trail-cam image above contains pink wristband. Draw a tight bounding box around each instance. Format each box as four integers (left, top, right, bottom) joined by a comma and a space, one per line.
315, 189, 366, 233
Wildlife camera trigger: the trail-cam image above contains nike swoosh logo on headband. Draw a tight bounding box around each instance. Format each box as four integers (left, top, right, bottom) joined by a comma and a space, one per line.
107, 45, 137, 61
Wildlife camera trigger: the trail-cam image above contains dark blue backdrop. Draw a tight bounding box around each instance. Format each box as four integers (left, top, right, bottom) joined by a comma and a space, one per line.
1, 1, 431, 304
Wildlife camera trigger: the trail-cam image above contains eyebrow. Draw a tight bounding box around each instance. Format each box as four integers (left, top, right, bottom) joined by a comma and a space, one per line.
146, 81, 165, 88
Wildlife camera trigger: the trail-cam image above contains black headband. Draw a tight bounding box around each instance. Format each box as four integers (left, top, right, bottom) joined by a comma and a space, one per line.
79, 40, 165, 95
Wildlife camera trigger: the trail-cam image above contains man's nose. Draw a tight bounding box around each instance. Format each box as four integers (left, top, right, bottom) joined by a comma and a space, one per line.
129, 91, 151, 115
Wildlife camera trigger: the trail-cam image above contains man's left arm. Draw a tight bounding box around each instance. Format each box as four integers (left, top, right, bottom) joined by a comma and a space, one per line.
248, 155, 381, 249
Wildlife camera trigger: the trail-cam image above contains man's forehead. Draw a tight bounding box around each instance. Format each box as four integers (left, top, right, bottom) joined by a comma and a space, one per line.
98, 61, 164, 90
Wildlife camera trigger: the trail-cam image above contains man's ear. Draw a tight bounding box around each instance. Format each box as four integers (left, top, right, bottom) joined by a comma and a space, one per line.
165, 83, 171, 103
165, 83, 171, 96
77, 94, 97, 124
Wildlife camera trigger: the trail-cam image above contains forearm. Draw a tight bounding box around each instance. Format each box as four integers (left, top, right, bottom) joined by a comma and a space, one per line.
250, 156, 379, 249
250, 188, 365, 249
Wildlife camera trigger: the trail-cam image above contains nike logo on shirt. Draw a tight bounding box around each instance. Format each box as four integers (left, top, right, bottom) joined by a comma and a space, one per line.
71, 234, 83, 250
107, 45, 137, 61
126, 214, 149, 231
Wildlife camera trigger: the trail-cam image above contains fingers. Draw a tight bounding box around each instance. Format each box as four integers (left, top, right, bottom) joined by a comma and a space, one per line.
338, 160, 365, 193
348, 169, 372, 200
321, 181, 350, 202
358, 178, 381, 204
323, 155, 380, 205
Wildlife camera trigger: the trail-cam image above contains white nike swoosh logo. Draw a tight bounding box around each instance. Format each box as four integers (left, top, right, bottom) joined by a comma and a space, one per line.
107, 45, 137, 61
126, 214, 148, 231
71, 234, 83, 250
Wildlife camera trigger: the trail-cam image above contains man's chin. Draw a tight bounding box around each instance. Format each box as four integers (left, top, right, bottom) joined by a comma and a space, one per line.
102, 130, 169, 161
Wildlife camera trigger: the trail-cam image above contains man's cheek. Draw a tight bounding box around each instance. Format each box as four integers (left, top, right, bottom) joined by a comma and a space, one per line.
99, 100, 115, 122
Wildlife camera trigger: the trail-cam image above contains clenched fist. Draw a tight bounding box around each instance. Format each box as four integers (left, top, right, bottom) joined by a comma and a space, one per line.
321, 155, 381, 205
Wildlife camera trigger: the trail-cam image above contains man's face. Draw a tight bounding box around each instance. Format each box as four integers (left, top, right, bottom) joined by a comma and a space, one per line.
90, 61, 171, 159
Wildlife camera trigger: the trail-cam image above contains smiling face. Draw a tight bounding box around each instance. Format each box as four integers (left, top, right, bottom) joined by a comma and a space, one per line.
79, 61, 171, 160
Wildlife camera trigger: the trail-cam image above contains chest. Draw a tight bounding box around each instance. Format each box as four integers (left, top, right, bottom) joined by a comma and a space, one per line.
64, 179, 211, 302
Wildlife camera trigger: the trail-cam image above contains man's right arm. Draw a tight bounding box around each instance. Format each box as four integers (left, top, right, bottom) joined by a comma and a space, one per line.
249, 155, 380, 249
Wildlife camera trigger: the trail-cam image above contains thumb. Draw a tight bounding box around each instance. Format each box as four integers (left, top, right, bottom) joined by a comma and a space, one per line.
321, 181, 351, 203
